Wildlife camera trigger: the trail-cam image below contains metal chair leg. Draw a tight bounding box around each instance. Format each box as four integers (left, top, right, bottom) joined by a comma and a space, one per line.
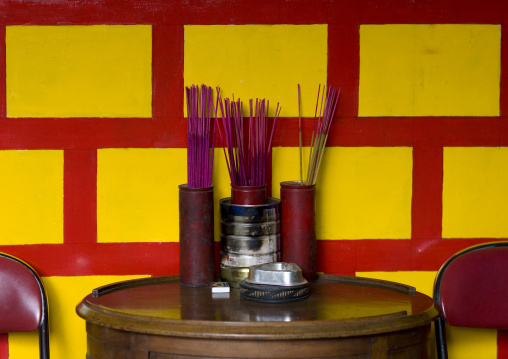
435, 317, 448, 359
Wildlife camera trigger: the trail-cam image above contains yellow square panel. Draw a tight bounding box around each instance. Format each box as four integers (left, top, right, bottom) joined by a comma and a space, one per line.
97, 148, 186, 243
6, 25, 152, 118
184, 25, 327, 117
446, 326, 497, 359
0, 150, 63, 244
9, 275, 147, 359
359, 24, 500, 117
357, 271, 497, 359
443, 147, 508, 238
272, 147, 412, 239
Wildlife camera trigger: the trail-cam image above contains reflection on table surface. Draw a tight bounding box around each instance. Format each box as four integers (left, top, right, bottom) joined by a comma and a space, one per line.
87, 275, 431, 323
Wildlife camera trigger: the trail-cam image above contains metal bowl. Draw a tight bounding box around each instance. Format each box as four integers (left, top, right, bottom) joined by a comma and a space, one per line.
244, 262, 308, 287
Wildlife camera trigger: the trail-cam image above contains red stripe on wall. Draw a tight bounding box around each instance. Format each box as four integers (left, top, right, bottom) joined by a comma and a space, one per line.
1, 0, 336, 26
273, 117, 504, 147
356, 240, 412, 272
428, 117, 501, 147
421, 0, 503, 24
2, 0, 505, 26
410, 238, 508, 271
64, 150, 97, 244
0, 239, 504, 277
328, 24, 359, 118
357, 118, 413, 147
411, 143, 443, 240
316, 240, 412, 274
152, 25, 184, 120
498, 330, 508, 359
318, 239, 508, 273
0, 334, 7, 359
0, 243, 180, 277
0, 117, 503, 150
316, 240, 356, 276
500, 119, 508, 146
0, 118, 187, 149
360, 0, 502, 24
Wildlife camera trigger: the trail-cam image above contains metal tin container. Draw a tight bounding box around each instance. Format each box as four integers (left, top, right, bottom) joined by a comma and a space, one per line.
220, 198, 280, 223
221, 220, 280, 236
221, 252, 280, 268
220, 234, 280, 255
220, 197, 281, 287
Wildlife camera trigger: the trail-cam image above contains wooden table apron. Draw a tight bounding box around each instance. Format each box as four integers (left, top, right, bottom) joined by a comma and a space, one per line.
76, 275, 440, 359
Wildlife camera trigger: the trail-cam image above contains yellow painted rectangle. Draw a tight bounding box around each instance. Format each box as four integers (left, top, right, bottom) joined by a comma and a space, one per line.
0, 150, 63, 244
97, 148, 187, 243
272, 146, 412, 239
359, 24, 500, 117
443, 147, 508, 238
6, 25, 152, 118
184, 25, 327, 117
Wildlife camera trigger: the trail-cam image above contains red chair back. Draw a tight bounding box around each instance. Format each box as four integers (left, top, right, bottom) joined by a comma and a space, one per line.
0, 253, 49, 359
433, 241, 508, 359
0, 255, 43, 332
436, 245, 508, 328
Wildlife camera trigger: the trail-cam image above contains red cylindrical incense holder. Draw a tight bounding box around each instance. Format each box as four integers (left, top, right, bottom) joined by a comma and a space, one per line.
231, 184, 266, 205
179, 184, 214, 286
280, 181, 317, 282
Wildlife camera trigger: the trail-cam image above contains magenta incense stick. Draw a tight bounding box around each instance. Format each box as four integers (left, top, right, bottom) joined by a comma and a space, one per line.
215, 88, 280, 187
185, 84, 215, 189
303, 84, 341, 185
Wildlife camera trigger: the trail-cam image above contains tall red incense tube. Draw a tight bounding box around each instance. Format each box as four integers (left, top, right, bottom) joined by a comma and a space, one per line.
280, 181, 317, 282
179, 184, 214, 286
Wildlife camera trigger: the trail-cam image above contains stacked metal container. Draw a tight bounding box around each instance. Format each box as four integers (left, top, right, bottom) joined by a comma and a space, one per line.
220, 197, 281, 287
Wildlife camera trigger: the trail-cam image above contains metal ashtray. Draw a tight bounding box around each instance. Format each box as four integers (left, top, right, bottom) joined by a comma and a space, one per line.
239, 263, 310, 303
245, 262, 308, 286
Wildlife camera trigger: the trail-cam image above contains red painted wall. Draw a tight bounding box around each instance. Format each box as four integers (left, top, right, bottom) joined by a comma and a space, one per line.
1, 0, 508, 357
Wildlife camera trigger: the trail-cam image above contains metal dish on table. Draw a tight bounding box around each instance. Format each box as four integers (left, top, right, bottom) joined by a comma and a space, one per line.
239, 263, 310, 303
244, 262, 308, 287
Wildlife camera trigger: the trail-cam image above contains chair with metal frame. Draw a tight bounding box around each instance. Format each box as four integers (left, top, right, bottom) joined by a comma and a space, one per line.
0, 252, 50, 359
433, 241, 508, 359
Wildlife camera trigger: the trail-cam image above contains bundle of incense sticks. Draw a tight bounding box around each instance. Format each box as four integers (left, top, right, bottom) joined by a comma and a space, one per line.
299, 84, 341, 185
185, 84, 216, 188
215, 88, 281, 187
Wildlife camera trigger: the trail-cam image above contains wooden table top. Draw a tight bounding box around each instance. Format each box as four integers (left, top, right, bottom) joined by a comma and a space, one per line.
76, 274, 440, 341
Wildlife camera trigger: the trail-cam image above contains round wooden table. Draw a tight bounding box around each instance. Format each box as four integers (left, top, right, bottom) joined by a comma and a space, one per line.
76, 275, 440, 359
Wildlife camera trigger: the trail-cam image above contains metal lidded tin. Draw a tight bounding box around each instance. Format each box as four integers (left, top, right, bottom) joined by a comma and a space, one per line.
220, 233, 280, 255
221, 220, 280, 236
221, 252, 280, 268
220, 198, 280, 223
220, 197, 281, 288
